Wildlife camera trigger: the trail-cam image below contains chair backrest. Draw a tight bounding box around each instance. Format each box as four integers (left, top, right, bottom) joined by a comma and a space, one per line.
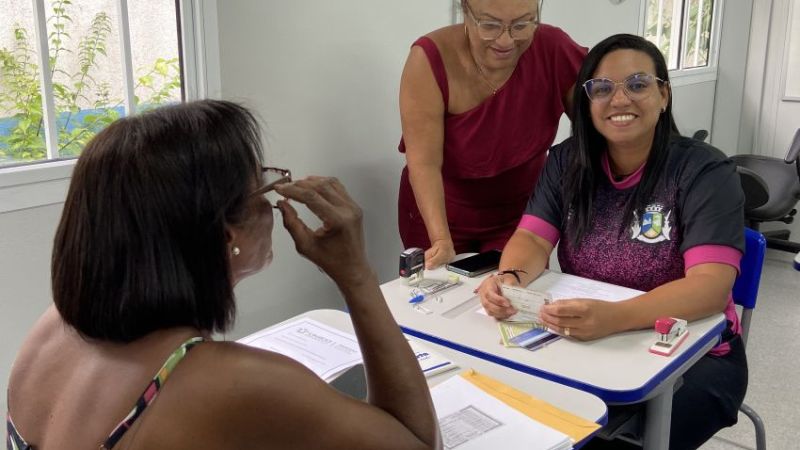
731, 228, 767, 346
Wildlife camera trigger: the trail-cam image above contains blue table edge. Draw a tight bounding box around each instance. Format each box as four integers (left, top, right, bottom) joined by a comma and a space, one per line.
400, 318, 725, 405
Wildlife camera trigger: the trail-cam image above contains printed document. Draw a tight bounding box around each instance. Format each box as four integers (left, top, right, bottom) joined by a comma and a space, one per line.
237, 317, 362, 382
431, 375, 572, 450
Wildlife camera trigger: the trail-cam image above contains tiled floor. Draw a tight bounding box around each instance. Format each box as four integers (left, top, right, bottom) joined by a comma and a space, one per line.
700, 249, 800, 450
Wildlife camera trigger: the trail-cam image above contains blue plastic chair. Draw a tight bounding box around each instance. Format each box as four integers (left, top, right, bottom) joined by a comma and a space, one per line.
731, 228, 767, 450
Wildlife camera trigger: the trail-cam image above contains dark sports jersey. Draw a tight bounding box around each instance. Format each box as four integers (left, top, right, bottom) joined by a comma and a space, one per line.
520, 136, 745, 354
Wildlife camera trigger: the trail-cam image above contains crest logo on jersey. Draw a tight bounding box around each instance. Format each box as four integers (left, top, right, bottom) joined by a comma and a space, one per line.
630, 203, 672, 243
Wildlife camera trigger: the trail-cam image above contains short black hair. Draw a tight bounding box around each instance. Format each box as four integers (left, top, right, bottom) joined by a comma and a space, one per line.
52, 100, 264, 342
564, 33, 680, 245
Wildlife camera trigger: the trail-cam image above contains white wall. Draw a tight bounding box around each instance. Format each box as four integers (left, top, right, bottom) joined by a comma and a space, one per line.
712, 0, 754, 155
213, 0, 452, 340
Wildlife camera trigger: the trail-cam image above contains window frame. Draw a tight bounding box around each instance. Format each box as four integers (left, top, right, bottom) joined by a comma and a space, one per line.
640, 0, 725, 87
0, 0, 220, 214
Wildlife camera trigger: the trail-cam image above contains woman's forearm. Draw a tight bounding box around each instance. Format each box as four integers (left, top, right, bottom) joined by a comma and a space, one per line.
614, 265, 735, 333
407, 163, 450, 244
498, 230, 552, 286
337, 270, 439, 447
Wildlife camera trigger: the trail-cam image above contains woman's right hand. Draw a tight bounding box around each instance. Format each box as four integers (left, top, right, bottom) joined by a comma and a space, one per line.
424, 239, 456, 269
274, 177, 371, 286
477, 275, 517, 320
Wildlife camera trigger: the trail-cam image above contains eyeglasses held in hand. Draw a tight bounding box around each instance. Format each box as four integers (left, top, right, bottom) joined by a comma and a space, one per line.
465, 1, 538, 41
250, 167, 292, 208
582, 74, 668, 103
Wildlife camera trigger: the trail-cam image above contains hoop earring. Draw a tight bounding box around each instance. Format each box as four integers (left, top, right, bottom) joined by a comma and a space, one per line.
232, 246, 241, 256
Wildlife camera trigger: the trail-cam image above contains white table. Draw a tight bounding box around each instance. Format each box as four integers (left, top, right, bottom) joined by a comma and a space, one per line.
380, 269, 726, 450
277, 308, 608, 447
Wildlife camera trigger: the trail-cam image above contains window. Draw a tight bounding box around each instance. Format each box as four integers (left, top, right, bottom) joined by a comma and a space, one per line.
0, 0, 183, 168
644, 0, 716, 71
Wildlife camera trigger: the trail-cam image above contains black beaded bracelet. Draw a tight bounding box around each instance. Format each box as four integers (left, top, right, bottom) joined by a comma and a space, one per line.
496, 269, 528, 284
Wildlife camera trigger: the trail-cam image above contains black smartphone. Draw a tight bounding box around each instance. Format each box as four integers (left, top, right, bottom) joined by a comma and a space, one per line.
445, 249, 502, 277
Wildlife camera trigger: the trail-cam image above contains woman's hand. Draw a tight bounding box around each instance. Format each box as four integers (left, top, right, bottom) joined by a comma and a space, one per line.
477, 275, 517, 320
539, 299, 621, 341
274, 177, 370, 285
424, 239, 455, 269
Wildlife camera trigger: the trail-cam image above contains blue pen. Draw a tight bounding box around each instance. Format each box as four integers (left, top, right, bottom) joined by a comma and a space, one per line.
409, 294, 425, 304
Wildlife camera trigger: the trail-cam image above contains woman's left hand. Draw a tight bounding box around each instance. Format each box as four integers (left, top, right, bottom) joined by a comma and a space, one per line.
539, 299, 621, 341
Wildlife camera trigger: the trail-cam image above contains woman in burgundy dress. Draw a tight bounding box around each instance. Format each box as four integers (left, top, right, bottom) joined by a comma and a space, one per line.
398, 0, 586, 268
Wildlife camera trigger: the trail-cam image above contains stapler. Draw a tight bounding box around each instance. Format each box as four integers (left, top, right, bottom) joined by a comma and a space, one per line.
649, 317, 688, 356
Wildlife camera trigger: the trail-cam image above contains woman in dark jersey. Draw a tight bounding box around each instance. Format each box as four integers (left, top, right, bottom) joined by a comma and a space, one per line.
478, 34, 747, 449
398, 0, 586, 268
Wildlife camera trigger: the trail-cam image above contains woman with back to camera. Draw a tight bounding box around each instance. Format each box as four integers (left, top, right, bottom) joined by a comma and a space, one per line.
6, 100, 440, 449
478, 34, 747, 449
398, 0, 587, 268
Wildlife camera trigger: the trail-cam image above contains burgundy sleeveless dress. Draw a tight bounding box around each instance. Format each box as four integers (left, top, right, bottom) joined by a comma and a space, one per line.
398, 24, 586, 253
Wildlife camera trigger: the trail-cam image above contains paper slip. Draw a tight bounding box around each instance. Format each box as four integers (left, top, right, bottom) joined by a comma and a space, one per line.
409, 340, 459, 378
501, 285, 552, 323
237, 317, 362, 382
431, 372, 572, 450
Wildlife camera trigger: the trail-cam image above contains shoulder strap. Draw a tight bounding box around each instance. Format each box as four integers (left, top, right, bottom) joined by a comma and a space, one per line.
7, 415, 33, 450
412, 36, 449, 108
102, 336, 205, 449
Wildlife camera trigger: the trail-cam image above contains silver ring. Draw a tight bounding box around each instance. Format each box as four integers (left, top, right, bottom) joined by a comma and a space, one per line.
564, 327, 570, 337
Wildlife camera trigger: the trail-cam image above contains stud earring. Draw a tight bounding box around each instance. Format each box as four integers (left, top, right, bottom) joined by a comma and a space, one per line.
232, 246, 240, 256
661, 106, 667, 113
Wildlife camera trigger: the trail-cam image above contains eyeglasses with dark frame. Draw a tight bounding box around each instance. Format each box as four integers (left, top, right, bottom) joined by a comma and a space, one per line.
582, 73, 668, 103
250, 167, 292, 209
464, 1, 539, 41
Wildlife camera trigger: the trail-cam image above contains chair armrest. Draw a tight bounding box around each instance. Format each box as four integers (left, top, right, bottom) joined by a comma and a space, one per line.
785, 128, 800, 164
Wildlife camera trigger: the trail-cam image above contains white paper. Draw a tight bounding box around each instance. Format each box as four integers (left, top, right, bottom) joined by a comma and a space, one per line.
430, 376, 572, 450
237, 318, 362, 382
529, 272, 644, 302
501, 285, 551, 323
477, 272, 643, 317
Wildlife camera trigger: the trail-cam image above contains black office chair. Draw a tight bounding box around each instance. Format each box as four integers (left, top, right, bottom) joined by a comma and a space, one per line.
730, 129, 800, 255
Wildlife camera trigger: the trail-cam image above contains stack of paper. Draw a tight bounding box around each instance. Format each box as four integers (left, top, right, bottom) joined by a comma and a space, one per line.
237, 317, 363, 382
431, 371, 580, 450
431, 370, 600, 450
409, 339, 459, 378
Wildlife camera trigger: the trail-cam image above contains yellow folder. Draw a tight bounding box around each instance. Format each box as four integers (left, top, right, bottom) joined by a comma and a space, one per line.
461, 369, 601, 443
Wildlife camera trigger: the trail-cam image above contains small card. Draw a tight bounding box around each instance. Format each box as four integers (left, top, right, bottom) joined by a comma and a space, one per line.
510, 327, 561, 351
501, 285, 552, 323
498, 322, 542, 347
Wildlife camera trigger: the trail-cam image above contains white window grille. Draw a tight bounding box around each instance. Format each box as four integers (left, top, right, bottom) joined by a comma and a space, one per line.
645, 0, 717, 71
0, 0, 184, 168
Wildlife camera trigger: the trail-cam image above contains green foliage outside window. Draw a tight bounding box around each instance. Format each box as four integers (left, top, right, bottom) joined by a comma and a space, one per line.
0, 0, 181, 163
645, 0, 714, 70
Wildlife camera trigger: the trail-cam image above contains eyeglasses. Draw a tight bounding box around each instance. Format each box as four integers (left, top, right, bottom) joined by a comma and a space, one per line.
582, 73, 668, 103
464, 1, 538, 41
250, 167, 292, 208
